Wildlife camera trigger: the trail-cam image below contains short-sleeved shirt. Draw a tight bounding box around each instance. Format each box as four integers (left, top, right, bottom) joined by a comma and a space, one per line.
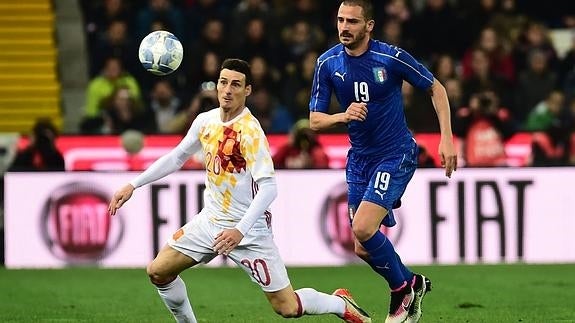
310, 39, 434, 157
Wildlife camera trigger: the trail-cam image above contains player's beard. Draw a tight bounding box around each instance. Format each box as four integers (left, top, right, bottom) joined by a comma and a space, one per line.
341, 28, 368, 51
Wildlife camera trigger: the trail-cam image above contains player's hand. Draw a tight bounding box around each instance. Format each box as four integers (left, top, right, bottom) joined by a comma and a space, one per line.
438, 137, 457, 178
213, 229, 243, 255
344, 102, 368, 122
108, 184, 135, 216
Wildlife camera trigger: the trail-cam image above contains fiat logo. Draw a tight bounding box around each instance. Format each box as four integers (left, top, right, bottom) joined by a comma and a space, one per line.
41, 182, 123, 263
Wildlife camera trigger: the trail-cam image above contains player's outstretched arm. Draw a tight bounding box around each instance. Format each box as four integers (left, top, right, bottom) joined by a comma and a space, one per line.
429, 78, 457, 177
108, 184, 135, 216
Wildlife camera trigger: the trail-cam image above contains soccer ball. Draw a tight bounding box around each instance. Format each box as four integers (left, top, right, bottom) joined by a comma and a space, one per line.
138, 30, 183, 76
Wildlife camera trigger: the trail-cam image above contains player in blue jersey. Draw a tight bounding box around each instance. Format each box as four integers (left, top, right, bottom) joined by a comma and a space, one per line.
309, 1, 457, 322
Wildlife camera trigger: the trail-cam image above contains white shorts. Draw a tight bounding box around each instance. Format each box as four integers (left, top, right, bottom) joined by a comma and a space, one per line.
167, 209, 291, 292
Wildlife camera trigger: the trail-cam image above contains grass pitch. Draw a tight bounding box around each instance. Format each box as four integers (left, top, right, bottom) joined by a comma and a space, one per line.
1, 264, 574, 322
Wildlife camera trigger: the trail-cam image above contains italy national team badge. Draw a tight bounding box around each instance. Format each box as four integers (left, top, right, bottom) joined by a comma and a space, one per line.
372, 67, 387, 83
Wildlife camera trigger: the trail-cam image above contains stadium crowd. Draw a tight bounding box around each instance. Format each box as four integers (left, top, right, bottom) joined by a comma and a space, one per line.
77, 0, 575, 166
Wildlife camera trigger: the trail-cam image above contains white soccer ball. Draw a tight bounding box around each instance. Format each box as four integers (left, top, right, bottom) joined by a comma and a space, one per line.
138, 30, 183, 76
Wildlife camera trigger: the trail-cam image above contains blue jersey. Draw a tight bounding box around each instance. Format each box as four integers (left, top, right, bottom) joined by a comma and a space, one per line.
309, 39, 434, 157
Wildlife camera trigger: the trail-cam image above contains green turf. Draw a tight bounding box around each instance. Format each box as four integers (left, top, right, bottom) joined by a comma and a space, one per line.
1, 264, 574, 322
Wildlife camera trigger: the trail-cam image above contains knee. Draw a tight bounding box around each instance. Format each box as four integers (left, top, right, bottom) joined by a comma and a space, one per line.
146, 262, 175, 286
351, 221, 377, 242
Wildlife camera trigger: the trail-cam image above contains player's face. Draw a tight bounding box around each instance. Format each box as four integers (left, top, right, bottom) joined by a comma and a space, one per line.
217, 69, 252, 115
337, 4, 374, 50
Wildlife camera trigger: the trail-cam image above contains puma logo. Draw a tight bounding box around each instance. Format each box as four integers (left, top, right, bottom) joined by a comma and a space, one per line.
375, 190, 385, 200
334, 71, 346, 81
375, 263, 390, 270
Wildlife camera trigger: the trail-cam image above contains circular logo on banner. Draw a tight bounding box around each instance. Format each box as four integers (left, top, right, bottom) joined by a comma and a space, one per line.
320, 182, 403, 261
41, 182, 124, 264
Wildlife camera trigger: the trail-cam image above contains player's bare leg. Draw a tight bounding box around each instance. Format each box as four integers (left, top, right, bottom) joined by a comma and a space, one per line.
147, 245, 199, 323
264, 284, 371, 322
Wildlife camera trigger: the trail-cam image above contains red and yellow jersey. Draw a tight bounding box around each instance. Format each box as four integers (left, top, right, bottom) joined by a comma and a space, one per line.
191, 107, 274, 229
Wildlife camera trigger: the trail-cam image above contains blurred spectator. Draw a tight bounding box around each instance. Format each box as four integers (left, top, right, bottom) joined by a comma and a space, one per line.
91, 19, 139, 77
249, 56, 281, 93
282, 50, 318, 121
170, 83, 219, 134
272, 119, 329, 169
462, 48, 512, 108
489, 0, 528, 47
186, 51, 222, 98
136, 0, 184, 41
148, 80, 184, 134
454, 91, 517, 167
461, 0, 500, 43
524, 90, 565, 131
528, 94, 575, 166
514, 49, 558, 124
184, 0, 230, 42
187, 18, 228, 64
559, 31, 575, 99
230, 0, 270, 42
83, 0, 134, 73
231, 17, 278, 66
248, 88, 293, 134
513, 21, 558, 73
83, 57, 141, 120
445, 78, 465, 111
280, 20, 325, 72
278, 0, 323, 26
274, 0, 330, 41
432, 53, 458, 83
517, 0, 575, 28
462, 26, 515, 84
410, 0, 465, 60
382, 0, 411, 24
9, 119, 65, 172
102, 87, 153, 134
378, 19, 410, 50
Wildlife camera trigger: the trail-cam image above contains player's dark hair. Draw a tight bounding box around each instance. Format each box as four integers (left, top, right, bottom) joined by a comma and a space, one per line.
341, 0, 374, 21
220, 58, 252, 86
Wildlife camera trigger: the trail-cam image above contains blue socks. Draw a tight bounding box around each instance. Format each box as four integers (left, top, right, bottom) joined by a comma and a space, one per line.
395, 252, 413, 285
361, 230, 412, 290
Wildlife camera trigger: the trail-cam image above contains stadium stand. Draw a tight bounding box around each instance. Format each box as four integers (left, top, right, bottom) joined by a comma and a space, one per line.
0, 0, 62, 133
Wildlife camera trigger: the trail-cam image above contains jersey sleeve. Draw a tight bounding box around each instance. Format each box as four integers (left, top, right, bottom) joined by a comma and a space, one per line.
177, 114, 204, 155
309, 57, 333, 113
242, 122, 275, 181
129, 114, 203, 188
389, 47, 434, 91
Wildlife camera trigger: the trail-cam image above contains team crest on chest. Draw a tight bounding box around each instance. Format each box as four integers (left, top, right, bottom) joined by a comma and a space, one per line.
372, 67, 387, 83
217, 126, 246, 173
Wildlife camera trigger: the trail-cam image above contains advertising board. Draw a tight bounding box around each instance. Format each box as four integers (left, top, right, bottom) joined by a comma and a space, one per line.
5, 168, 573, 268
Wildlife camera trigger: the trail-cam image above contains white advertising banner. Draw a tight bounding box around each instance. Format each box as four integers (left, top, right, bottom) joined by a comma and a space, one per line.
4, 168, 575, 268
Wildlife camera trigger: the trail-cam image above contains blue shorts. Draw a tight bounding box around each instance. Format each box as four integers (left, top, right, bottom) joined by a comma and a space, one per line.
346, 139, 418, 227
